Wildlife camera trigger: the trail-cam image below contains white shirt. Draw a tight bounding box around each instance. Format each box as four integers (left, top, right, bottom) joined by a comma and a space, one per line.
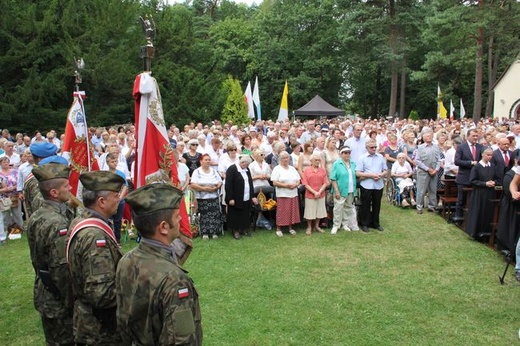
248, 160, 272, 188
271, 165, 300, 198
0, 153, 21, 169
444, 147, 458, 176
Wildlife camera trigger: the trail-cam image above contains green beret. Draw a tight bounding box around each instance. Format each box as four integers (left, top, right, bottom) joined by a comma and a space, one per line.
125, 183, 184, 216
32, 163, 70, 182
80, 171, 125, 192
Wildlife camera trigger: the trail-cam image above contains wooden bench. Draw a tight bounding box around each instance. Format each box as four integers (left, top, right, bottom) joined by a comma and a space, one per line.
440, 178, 458, 221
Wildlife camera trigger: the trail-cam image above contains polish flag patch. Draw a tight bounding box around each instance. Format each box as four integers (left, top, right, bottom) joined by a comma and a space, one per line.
178, 288, 189, 299
59, 229, 68, 236
96, 239, 107, 247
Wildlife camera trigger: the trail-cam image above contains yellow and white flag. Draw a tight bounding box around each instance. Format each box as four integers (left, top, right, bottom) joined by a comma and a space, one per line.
277, 80, 289, 121
437, 85, 447, 119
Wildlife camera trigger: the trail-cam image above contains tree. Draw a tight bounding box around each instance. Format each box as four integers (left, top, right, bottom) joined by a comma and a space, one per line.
221, 76, 249, 125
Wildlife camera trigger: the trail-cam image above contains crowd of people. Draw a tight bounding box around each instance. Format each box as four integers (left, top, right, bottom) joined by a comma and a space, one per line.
6, 114, 520, 344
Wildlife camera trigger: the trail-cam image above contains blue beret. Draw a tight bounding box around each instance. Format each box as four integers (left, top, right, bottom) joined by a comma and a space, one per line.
39, 155, 69, 166
30, 143, 58, 158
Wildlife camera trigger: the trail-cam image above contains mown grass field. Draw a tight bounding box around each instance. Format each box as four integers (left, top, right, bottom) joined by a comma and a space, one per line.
1, 202, 518, 345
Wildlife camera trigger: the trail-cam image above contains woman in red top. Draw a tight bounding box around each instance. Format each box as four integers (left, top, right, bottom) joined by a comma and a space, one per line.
301, 154, 329, 235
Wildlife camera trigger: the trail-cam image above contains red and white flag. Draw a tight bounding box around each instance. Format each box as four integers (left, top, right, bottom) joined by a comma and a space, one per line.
62, 91, 99, 200
244, 81, 255, 119
133, 73, 192, 262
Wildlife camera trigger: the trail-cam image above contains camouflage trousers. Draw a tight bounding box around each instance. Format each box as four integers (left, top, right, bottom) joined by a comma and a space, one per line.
41, 315, 74, 346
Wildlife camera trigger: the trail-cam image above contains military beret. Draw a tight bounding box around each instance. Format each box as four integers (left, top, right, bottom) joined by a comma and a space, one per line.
125, 183, 184, 216
79, 171, 125, 192
32, 163, 70, 182
30, 142, 58, 158
39, 155, 69, 166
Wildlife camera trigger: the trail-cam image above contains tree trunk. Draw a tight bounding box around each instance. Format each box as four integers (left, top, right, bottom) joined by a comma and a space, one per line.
485, 35, 498, 118
472, 1, 484, 124
389, 70, 398, 119
399, 63, 407, 119
387, 0, 398, 119
374, 64, 382, 118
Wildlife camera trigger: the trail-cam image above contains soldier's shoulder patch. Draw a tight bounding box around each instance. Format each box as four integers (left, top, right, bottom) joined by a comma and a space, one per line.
59, 229, 68, 236
178, 287, 189, 299
96, 239, 107, 247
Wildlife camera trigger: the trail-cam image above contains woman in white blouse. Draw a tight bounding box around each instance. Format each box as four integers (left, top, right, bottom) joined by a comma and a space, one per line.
249, 149, 274, 197
271, 151, 301, 237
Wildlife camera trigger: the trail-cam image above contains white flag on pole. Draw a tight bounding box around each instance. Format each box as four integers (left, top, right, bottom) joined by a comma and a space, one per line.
460, 99, 466, 119
252, 76, 261, 120
244, 81, 255, 119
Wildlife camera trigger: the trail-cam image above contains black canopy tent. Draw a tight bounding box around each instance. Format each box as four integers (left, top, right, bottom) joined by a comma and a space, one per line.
293, 95, 345, 118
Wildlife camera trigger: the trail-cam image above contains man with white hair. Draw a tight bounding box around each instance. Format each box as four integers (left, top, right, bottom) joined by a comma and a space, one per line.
491, 136, 513, 186
260, 132, 277, 156
345, 124, 367, 166
414, 131, 441, 214
299, 120, 318, 145
0, 141, 21, 168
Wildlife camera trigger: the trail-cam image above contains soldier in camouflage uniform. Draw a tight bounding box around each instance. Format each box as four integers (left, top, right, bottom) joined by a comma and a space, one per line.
26, 163, 75, 345
66, 171, 125, 345
116, 183, 203, 345
23, 142, 59, 217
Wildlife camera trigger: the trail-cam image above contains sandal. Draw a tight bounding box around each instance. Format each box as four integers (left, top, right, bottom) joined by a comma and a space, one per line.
289, 229, 297, 236
314, 228, 325, 233
276, 230, 283, 237
306, 229, 312, 235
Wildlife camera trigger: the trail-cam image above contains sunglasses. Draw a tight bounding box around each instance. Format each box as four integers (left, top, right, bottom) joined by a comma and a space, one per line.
368, 146, 377, 149
191, 144, 198, 146
228, 148, 237, 152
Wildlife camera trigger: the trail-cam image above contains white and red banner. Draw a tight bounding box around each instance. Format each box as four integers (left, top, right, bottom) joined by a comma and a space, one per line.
133, 73, 192, 261
244, 81, 255, 119
62, 91, 99, 199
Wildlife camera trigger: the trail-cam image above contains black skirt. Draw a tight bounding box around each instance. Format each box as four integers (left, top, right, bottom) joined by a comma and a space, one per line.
227, 202, 252, 231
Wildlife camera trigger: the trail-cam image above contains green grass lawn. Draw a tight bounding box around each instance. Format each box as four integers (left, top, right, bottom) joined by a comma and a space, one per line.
1, 202, 519, 345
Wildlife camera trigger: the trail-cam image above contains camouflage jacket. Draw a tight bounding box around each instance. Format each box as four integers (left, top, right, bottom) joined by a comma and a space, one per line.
23, 174, 44, 218
116, 240, 202, 346
67, 209, 123, 345
26, 200, 74, 319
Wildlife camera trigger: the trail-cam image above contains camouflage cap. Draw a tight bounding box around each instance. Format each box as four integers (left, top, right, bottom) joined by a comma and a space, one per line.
32, 163, 70, 182
124, 183, 183, 216
79, 171, 125, 192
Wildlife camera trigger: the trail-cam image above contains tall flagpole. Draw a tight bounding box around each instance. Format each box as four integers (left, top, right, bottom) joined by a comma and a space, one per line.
134, 15, 193, 263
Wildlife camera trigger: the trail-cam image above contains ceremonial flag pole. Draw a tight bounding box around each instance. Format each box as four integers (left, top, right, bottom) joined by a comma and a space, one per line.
62, 58, 99, 203
277, 80, 289, 121
252, 76, 262, 120
133, 15, 192, 264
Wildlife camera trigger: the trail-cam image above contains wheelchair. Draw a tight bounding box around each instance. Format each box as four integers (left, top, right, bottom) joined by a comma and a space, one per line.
385, 178, 401, 206
385, 177, 415, 208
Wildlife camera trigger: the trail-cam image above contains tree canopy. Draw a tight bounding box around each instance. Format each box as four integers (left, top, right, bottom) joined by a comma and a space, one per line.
1, 0, 519, 133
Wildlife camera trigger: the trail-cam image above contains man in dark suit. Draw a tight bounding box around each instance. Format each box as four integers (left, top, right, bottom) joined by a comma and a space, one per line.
491, 137, 513, 186
453, 129, 482, 221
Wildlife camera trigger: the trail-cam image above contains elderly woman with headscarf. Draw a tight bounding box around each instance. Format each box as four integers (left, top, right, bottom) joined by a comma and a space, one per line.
190, 154, 223, 240
271, 151, 301, 237
301, 153, 329, 235
225, 155, 258, 239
